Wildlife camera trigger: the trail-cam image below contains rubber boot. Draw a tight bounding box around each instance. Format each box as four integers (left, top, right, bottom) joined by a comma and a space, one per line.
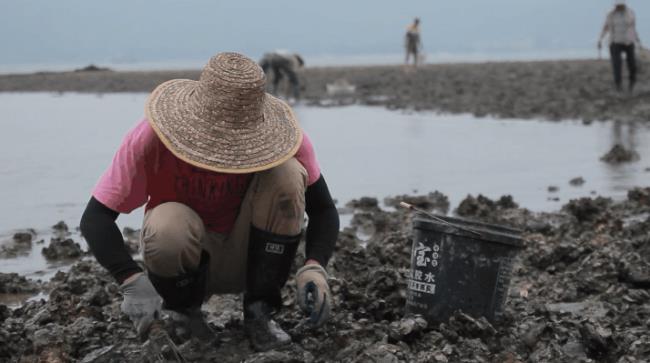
244, 226, 300, 351
148, 251, 215, 341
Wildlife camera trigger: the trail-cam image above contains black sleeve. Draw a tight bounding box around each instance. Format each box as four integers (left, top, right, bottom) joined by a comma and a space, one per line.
304, 174, 339, 267
79, 197, 142, 283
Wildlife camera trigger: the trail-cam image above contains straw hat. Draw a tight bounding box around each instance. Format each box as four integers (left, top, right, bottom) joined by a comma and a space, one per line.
145, 52, 302, 174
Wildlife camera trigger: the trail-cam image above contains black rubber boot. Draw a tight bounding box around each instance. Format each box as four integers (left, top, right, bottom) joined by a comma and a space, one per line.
244, 300, 291, 352
148, 251, 215, 341
244, 226, 301, 351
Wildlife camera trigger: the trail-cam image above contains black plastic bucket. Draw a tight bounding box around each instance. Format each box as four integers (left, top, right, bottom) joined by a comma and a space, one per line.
405, 214, 524, 323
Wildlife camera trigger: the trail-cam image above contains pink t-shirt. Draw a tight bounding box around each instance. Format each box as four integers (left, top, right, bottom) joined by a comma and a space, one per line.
93, 119, 320, 233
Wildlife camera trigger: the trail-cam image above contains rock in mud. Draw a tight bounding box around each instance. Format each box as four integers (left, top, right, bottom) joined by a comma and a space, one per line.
579, 322, 614, 360
346, 197, 380, 211
13, 231, 34, 244
388, 315, 428, 342
455, 194, 518, 220
0, 273, 41, 293
384, 191, 450, 214
52, 221, 69, 232
627, 187, 650, 206
600, 144, 640, 164
447, 312, 496, 340
618, 260, 650, 289
562, 197, 612, 223
569, 176, 585, 186
42, 237, 83, 260
52, 220, 71, 239
0, 229, 36, 258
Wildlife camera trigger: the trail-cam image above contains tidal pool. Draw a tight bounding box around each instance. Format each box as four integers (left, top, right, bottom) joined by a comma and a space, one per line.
0, 92, 648, 278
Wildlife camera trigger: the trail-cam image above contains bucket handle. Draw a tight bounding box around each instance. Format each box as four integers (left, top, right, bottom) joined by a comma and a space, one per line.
399, 202, 483, 237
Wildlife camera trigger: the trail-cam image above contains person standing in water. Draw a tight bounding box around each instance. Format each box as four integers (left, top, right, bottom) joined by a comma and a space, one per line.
405, 18, 422, 66
598, 0, 642, 91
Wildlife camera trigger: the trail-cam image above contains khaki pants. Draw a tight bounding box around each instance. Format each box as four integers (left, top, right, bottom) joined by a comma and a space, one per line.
140, 158, 307, 295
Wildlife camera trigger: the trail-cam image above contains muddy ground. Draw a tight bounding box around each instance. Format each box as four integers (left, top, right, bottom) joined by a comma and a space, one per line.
2, 60, 650, 123
1, 190, 649, 362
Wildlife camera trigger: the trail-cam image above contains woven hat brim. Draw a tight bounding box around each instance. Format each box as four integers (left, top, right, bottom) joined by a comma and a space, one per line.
145, 79, 303, 174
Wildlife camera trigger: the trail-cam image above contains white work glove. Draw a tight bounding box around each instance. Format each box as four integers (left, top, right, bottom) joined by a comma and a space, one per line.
120, 272, 163, 337
295, 264, 332, 327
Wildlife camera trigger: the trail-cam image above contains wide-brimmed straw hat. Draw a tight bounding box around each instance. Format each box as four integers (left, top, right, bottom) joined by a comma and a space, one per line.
145, 52, 302, 174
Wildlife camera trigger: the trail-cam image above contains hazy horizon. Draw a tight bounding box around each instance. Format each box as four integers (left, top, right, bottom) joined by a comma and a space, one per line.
1, 0, 648, 70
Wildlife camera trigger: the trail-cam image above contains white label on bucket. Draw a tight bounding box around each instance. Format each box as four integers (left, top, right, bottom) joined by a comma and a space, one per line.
414, 243, 432, 267
424, 272, 436, 283
431, 244, 441, 267
408, 279, 436, 295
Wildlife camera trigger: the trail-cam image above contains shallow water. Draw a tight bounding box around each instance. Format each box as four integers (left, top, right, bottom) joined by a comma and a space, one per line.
0, 93, 649, 279
304, 106, 650, 209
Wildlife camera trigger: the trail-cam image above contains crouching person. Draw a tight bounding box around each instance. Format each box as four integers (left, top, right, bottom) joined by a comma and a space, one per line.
79, 52, 339, 351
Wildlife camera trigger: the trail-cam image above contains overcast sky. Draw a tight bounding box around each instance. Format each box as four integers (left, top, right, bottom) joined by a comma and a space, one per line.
1, 0, 648, 67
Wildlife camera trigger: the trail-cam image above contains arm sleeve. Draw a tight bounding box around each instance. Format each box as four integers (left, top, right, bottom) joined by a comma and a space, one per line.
304, 174, 339, 267
80, 197, 142, 283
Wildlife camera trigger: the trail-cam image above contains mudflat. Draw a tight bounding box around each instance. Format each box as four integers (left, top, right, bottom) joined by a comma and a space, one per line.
1, 59, 648, 123
2, 190, 650, 361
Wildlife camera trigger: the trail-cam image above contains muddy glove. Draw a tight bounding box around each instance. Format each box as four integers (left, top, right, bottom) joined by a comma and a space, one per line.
120, 272, 163, 337
296, 264, 332, 327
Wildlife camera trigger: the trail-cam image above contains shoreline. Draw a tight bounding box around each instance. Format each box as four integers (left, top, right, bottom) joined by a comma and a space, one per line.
1, 59, 649, 123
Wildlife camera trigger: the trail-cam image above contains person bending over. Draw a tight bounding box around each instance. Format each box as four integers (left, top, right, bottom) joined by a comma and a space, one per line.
259, 51, 305, 100
80, 52, 339, 352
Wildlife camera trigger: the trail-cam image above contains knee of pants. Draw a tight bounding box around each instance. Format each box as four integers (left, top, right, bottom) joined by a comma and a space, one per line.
251, 158, 307, 235
141, 202, 205, 276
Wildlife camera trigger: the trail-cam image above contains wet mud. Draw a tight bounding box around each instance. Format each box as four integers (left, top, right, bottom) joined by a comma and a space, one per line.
42, 238, 83, 261
2, 60, 650, 123
1, 190, 649, 362
1, 230, 38, 259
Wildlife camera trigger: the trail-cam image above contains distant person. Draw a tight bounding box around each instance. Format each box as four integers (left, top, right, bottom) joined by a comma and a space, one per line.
405, 18, 423, 66
598, 0, 642, 91
259, 52, 304, 100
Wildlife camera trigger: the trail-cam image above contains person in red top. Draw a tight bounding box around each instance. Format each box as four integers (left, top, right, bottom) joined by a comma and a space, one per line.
80, 52, 339, 351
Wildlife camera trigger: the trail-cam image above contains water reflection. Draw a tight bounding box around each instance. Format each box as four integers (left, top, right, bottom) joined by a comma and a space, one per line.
611, 121, 638, 151
603, 121, 646, 192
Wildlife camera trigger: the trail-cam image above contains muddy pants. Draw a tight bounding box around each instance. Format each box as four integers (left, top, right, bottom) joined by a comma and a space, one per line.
140, 158, 307, 295
610, 43, 637, 90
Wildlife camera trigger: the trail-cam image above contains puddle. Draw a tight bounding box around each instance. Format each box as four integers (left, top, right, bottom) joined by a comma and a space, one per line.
0, 292, 48, 309
1, 93, 649, 279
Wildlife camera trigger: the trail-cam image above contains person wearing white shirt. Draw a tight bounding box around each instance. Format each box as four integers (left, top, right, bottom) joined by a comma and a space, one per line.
598, 0, 643, 91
